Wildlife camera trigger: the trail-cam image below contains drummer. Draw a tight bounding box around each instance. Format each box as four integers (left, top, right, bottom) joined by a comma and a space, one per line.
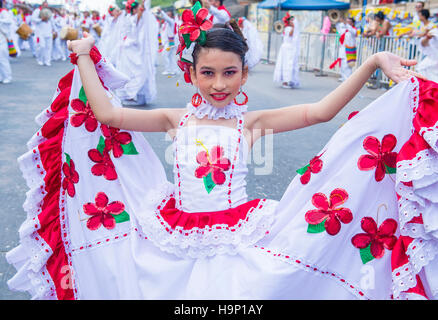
31, 1, 54, 66
51, 11, 67, 61
0, 1, 13, 83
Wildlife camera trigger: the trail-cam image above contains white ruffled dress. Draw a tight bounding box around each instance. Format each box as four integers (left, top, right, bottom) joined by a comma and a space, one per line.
5, 50, 438, 300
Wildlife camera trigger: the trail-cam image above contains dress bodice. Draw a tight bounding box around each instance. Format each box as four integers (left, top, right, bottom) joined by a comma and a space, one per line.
173, 112, 249, 213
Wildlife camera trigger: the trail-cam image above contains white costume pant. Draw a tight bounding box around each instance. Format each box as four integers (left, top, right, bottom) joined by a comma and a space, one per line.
0, 36, 12, 82
52, 36, 66, 61
163, 46, 178, 74
340, 57, 352, 82
36, 35, 53, 65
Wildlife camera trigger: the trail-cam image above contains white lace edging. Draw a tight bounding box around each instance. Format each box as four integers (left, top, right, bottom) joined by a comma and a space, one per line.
186, 100, 248, 120
136, 184, 277, 259
392, 77, 438, 299
5, 90, 62, 300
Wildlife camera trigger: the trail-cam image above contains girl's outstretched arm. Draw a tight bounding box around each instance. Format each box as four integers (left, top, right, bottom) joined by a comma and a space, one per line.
67, 33, 174, 133
251, 52, 426, 135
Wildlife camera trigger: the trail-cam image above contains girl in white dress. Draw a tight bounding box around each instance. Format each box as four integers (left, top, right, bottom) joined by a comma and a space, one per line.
6, 2, 438, 300
273, 13, 300, 88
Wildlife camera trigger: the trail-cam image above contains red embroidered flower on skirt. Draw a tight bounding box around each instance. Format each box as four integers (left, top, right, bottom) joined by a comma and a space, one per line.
88, 148, 118, 180
194, 146, 231, 185
300, 155, 323, 184
100, 125, 132, 158
357, 134, 397, 182
351, 217, 397, 258
62, 159, 79, 197
83, 192, 125, 230
70, 99, 98, 132
305, 188, 353, 235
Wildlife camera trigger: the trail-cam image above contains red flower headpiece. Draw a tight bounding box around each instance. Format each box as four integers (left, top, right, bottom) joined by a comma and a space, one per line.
282, 12, 292, 27
108, 5, 115, 13
125, 0, 139, 14
238, 17, 244, 29
177, 1, 213, 84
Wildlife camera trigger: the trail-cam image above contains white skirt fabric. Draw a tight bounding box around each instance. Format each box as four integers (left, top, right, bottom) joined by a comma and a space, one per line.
5, 49, 438, 300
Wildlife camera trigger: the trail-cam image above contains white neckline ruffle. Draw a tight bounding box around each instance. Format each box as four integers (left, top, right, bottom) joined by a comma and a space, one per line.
186, 99, 248, 120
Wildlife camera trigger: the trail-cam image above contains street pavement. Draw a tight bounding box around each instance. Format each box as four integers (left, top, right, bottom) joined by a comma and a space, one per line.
0, 50, 383, 299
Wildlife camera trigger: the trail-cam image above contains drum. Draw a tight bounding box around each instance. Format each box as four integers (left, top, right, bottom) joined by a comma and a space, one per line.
39, 8, 52, 20
16, 23, 33, 40
60, 26, 78, 40
92, 24, 102, 37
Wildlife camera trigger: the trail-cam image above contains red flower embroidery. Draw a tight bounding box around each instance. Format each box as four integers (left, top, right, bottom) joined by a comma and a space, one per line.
100, 125, 132, 158
83, 192, 125, 230
300, 155, 323, 185
348, 111, 359, 120
194, 146, 231, 185
351, 217, 397, 258
180, 7, 213, 43
358, 134, 397, 182
88, 148, 117, 180
305, 188, 353, 235
70, 99, 98, 132
62, 159, 79, 197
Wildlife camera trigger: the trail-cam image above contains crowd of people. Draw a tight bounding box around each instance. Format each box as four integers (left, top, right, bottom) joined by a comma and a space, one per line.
0, 0, 265, 105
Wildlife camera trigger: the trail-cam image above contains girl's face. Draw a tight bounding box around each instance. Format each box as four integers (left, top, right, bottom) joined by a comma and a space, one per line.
190, 48, 248, 109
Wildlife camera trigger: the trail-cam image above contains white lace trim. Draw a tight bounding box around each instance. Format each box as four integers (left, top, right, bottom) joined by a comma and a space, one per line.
419, 119, 438, 153
392, 76, 438, 299
137, 183, 277, 259
7, 145, 58, 300
186, 99, 248, 120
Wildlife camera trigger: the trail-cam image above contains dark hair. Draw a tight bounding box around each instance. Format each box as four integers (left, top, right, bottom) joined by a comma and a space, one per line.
375, 11, 385, 20
420, 9, 430, 20
192, 21, 249, 69
347, 17, 355, 25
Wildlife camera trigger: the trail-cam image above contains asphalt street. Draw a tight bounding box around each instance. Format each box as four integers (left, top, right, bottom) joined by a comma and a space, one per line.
0, 50, 383, 299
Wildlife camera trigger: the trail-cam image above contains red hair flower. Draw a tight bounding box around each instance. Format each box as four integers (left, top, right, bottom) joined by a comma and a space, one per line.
305, 188, 353, 235
83, 192, 125, 230
282, 12, 292, 27
357, 134, 397, 182
180, 2, 213, 45
70, 99, 98, 132
100, 125, 132, 158
351, 217, 397, 263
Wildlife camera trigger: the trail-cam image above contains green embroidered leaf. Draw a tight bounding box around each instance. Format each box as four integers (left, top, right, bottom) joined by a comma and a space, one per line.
307, 219, 326, 234
359, 244, 375, 264
112, 211, 130, 224
121, 141, 139, 155
385, 164, 396, 174
296, 164, 310, 175
79, 86, 87, 104
191, 1, 202, 15
64, 153, 71, 166
203, 173, 216, 194
97, 136, 105, 155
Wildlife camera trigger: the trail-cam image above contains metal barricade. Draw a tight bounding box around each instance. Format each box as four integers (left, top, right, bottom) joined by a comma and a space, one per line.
260, 31, 424, 87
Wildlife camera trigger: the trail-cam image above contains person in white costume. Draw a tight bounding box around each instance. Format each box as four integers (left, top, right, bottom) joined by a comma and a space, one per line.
31, 1, 54, 66
416, 9, 438, 83
90, 10, 102, 46
335, 17, 357, 82
98, 5, 124, 66
51, 13, 67, 61
156, 8, 178, 75
115, 0, 158, 105
201, 0, 230, 24
6, 1, 438, 300
80, 11, 92, 39
8, 7, 20, 57
273, 13, 300, 88
0, 3, 12, 83
238, 17, 263, 70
